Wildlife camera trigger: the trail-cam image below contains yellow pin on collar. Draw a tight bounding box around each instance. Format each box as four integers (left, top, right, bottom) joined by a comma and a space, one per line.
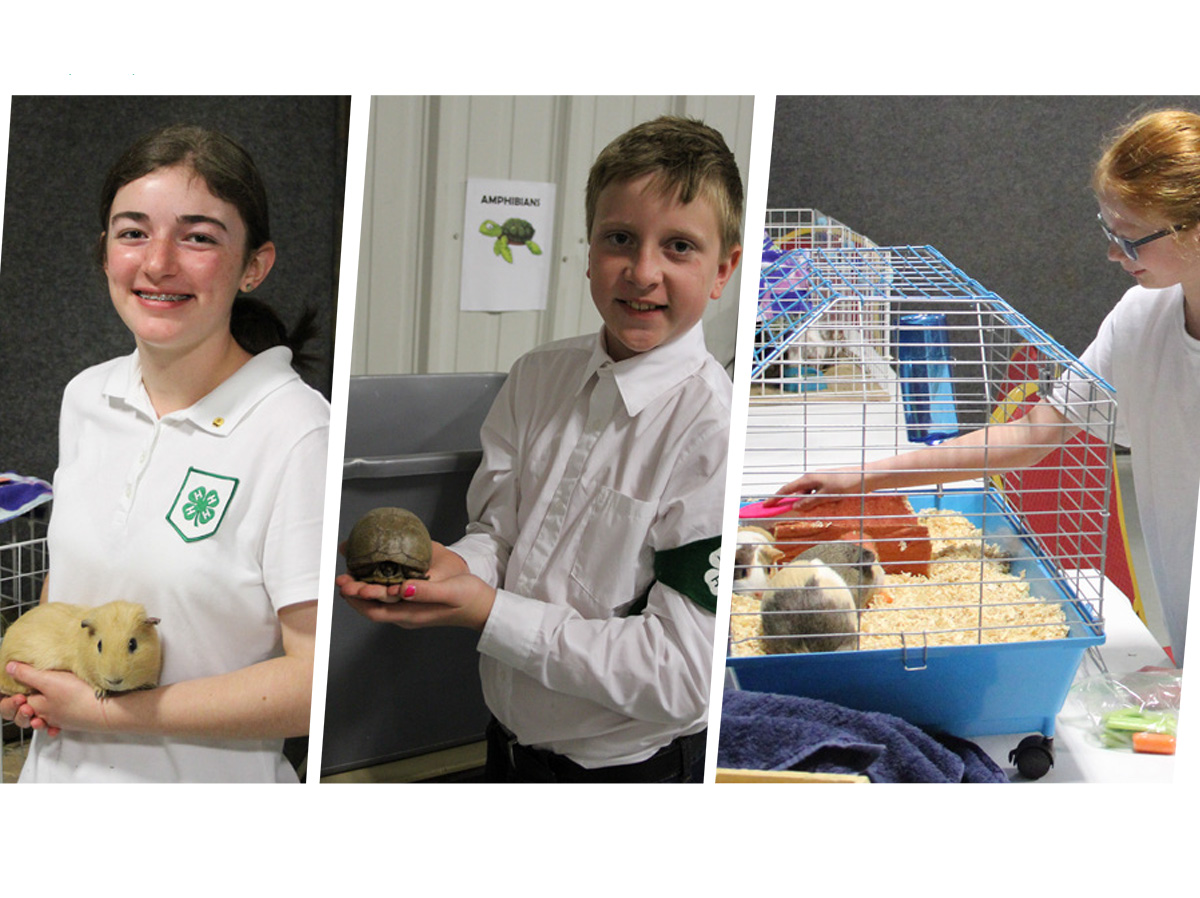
212, 417, 225, 428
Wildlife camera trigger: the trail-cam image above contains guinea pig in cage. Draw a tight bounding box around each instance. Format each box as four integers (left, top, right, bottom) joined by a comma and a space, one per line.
728, 243, 1115, 775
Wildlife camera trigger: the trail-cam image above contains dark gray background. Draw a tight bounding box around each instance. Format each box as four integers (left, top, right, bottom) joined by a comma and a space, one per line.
768, 96, 1199, 358
1, 96, 350, 482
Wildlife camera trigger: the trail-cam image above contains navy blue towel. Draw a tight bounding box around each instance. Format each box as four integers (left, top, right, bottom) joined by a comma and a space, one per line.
718, 689, 1008, 783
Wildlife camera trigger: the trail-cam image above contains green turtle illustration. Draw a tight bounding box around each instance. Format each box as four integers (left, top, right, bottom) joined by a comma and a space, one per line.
480, 218, 543, 263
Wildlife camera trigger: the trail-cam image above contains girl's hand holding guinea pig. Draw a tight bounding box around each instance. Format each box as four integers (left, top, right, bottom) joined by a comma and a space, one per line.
2, 664, 99, 736
1, 684, 60, 737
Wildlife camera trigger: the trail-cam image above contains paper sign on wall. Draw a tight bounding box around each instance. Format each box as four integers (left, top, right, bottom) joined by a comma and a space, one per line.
460, 178, 557, 312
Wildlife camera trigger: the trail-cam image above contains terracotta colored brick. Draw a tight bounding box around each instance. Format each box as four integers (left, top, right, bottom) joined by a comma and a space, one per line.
771, 494, 931, 577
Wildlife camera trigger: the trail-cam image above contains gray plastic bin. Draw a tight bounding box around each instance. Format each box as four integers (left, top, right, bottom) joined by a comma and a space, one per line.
321, 373, 505, 776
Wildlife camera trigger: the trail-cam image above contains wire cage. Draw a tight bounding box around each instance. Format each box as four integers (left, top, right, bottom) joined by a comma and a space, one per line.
764, 208, 878, 253
729, 245, 1114, 758
1, 505, 49, 768
756, 209, 890, 398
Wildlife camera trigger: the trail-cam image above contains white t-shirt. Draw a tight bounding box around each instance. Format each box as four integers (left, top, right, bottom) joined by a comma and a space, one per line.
1055, 284, 1200, 665
21, 346, 329, 783
451, 324, 728, 768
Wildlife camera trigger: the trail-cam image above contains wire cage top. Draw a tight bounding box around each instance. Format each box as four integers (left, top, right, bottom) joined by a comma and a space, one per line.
764, 208, 878, 253
732, 240, 1121, 752
735, 244, 1115, 660
756, 211, 890, 395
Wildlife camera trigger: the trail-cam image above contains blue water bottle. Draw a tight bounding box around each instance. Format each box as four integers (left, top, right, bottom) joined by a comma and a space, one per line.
897, 313, 959, 444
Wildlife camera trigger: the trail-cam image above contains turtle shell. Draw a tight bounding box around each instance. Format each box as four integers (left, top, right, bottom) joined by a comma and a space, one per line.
500, 217, 535, 245
345, 507, 433, 584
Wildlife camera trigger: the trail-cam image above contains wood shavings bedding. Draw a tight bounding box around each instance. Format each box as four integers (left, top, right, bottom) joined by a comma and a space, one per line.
730, 592, 772, 656
728, 510, 1070, 657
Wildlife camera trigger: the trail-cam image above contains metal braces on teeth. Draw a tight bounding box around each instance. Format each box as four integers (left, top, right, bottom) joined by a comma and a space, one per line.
138, 291, 190, 302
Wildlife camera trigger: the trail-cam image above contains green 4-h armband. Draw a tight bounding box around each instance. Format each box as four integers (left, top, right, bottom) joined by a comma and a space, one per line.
653, 535, 722, 614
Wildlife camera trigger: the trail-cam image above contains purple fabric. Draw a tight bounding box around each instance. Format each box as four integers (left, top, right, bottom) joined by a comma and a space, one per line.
0, 473, 52, 523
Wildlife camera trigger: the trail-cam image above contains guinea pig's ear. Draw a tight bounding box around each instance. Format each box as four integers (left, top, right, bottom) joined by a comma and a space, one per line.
81, 619, 96, 636
145, 617, 161, 627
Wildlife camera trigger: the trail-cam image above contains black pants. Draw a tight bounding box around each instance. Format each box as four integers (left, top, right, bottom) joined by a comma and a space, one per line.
484, 717, 707, 783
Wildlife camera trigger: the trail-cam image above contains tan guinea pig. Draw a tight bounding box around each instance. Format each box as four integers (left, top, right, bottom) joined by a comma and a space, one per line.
0, 600, 162, 698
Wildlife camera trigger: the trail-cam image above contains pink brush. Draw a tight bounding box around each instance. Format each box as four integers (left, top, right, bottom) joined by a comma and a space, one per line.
738, 497, 799, 519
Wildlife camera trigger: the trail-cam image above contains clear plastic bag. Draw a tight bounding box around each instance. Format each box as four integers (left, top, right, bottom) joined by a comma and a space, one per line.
1065, 666, 1181, 753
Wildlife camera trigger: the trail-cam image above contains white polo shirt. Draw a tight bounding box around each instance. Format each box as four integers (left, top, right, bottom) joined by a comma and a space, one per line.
452, 324, 728, 768
20, 346, 329, 783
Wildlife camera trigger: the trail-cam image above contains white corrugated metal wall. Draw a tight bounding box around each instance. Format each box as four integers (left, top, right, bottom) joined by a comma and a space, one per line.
352, 95, 754, 375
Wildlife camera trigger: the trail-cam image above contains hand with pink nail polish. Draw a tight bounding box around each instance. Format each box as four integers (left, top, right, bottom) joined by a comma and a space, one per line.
342, 572, 496, 633
335, 539, 469, 603
338, 540, 493, 629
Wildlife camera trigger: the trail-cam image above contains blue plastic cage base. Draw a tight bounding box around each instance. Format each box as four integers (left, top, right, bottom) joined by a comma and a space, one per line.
728, 489, 1105, 739
726, 636, 1096, 738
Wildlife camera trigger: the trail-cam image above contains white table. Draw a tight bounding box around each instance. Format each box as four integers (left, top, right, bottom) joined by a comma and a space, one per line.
975, 585, 1175, 783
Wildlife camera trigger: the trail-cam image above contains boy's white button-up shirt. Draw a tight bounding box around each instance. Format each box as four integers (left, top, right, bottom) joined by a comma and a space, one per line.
452, 323, 729, 768
21, 347, 329, 783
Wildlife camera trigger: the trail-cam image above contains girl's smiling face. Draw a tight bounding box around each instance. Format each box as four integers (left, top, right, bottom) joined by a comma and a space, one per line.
103, 165, 274, 359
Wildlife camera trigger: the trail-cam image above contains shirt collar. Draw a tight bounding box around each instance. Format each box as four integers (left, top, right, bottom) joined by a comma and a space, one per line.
103, 346, 299, 435
577, 322, 710, 417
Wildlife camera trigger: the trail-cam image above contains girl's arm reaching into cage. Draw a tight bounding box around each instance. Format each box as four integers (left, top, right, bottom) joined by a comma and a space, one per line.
767, 401, 1079, 507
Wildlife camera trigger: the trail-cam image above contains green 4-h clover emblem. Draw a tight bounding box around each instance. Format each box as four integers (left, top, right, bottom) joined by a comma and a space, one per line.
704, 548, 721, 597
652, 536, 722, 614
183, 486, 221, 526
167, 468, 239, 542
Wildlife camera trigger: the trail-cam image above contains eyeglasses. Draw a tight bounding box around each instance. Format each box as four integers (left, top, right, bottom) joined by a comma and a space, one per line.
1097, 212, 1185, 262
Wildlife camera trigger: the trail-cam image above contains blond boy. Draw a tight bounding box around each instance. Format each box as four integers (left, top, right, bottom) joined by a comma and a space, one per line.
341, 116, 743, 781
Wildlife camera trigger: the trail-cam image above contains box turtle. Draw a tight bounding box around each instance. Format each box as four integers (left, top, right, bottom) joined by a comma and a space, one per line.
345, 506, 433, 584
